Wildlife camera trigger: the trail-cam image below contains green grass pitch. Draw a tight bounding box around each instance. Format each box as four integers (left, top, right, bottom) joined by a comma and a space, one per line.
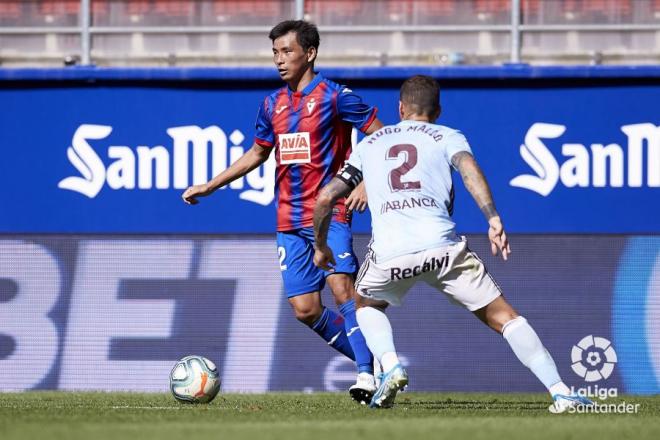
1, 392, 658, 440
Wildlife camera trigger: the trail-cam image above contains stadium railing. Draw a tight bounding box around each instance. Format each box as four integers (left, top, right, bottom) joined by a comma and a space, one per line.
1, 0, 660, 66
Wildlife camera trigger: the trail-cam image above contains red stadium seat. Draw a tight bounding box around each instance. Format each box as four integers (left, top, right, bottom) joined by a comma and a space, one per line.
126, 0, 151, 16
428, 0, 457, 16
474, 0, 510, 14
563, 0, 578, 13
388, 0, 457, 22
39, 0, 80, 16
91, 0, 109, 18
0, 1, 21, 20
582, 0, 631, 15
415, 0, 456, 17
248, 1, 280, 17
214, 1, 280, 18
305, 0, 361, 19
522, 0, 542, 14
563, 0, 632, 19
387, 0, 413, 18
153, 0, 195, 17
37, 0, 109, 20
215, 1, 247, 16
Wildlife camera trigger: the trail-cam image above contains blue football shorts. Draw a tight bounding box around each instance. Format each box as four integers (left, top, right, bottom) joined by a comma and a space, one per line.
276, 221, 358, 298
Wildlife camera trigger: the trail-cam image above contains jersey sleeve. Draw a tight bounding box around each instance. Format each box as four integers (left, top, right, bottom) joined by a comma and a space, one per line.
336, 87, 378, 133
445, 130, 473, 169
254, 98, 275, 148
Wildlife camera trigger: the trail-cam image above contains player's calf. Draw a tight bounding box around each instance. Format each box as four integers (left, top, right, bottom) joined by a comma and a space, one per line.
501, 315, 593, 411
472, 295, 519, 333
329, 274, 375, 379
289, 294, 357, 361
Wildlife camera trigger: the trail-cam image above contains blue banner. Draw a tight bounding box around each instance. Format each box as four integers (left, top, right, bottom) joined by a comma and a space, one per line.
1, 68, 658, 233
0, 234, 658, 394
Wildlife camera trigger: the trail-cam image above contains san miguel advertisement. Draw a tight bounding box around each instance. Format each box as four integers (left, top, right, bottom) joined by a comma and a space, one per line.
0, 73, 658, 233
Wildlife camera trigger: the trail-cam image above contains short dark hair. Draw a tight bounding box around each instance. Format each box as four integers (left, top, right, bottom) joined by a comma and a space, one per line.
400, 75, 440, 117
269, 20, 320, 53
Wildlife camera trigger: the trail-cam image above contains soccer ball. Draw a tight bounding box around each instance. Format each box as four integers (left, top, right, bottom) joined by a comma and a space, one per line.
169, 355, 221, 403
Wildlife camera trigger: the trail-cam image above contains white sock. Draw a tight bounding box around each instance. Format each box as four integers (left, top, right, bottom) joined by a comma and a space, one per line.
380, 352, 400, 372
502, 316, 563, 395
356, 307, 398, 370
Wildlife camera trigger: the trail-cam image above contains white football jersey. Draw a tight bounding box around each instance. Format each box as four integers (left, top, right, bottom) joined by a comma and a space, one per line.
346, 120, 472, 262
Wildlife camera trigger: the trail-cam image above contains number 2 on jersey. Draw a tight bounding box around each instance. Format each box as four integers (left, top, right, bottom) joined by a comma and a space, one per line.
387, 144, 421, 191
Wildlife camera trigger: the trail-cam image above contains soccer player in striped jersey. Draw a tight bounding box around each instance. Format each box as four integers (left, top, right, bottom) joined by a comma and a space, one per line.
182, 20, 382, 402
313, 75, 594, 412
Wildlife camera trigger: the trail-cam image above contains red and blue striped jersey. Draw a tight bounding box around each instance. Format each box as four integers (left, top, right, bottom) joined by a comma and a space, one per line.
254, 73, 377, 232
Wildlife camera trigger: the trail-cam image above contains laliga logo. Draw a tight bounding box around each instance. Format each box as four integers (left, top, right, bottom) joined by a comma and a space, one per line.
58, 124, 275, 206
571, 335, 618, 382
510, 122, 660, 196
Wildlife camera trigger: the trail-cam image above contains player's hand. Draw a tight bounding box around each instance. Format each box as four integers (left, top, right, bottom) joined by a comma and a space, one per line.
345, 182, 368, 212
488, 216, 511, 261
313, 244, 336, 272
182, 184, 211, 205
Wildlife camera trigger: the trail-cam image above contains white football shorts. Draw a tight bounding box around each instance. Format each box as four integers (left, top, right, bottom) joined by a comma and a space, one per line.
355, 238, 502, 311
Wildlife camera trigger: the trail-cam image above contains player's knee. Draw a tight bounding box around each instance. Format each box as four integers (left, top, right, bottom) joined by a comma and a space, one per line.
292, 306, 322, 326
477, 296, 519, 333
489, 309, 520, 333
327, 278, 354, 305
356, 294, 389, 311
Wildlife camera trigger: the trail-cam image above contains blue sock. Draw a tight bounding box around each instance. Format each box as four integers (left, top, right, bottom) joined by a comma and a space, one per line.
311, 307, 355, 361
339, 299, 374, 374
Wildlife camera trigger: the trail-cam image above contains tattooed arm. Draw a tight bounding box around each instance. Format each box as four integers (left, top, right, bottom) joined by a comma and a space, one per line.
313, 177, 354, 271
452, 151, 511, 260
452, 151, 498, 220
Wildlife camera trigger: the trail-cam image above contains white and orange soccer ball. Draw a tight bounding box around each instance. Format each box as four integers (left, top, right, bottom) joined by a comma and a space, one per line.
169, 355, 221, 403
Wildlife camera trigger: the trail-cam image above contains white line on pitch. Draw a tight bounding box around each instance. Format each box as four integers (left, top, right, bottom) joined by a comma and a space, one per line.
110, 406, 186, 410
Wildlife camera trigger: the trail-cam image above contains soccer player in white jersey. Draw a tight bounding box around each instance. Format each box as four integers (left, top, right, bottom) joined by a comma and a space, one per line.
312, 75, 593, 412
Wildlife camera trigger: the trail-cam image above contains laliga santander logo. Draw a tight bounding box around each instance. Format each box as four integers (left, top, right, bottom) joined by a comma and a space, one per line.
568, 335, 642, 412
571, 335, 618, 382
58, 124, 276, 206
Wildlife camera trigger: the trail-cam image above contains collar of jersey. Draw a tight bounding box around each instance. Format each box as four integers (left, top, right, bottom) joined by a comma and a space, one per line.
287, 72, 323, 99
398, 119, 432, 126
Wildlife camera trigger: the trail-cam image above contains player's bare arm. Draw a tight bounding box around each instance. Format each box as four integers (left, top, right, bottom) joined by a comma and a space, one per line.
182, 143, 271, 205
313, 177, 353, 271
452, 151, 511, 260
344, 118, 384, 212
364, 119, 383, 135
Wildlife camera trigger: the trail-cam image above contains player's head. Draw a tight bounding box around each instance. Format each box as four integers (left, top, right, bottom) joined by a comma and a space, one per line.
399, 75, 442, 122
269, 20, 320, 83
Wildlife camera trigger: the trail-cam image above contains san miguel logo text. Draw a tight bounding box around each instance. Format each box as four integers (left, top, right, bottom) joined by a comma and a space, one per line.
58, 124, 275, 206
511, 122, 659, 196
